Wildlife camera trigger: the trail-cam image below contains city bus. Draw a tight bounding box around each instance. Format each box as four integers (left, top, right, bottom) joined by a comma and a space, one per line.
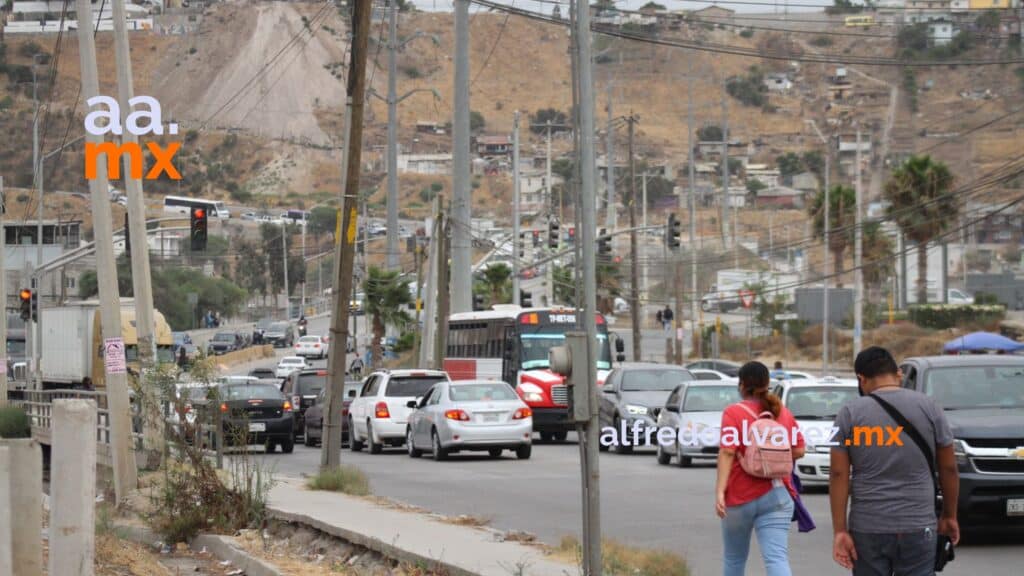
163, 195, 231, 219
445, 305, 614, 441
844, 15, 875, 27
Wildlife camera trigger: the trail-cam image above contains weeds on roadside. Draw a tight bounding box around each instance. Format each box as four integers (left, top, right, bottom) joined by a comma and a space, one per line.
557, 535, 690, 576
308, 465, 371, 496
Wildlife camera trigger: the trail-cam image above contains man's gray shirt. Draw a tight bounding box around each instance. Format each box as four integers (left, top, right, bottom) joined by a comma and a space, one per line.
833, 387, 954, 533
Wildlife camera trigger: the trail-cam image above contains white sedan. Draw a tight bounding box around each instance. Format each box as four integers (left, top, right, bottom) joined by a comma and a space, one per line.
294, 335, 329, 359
275, 356, 309, 378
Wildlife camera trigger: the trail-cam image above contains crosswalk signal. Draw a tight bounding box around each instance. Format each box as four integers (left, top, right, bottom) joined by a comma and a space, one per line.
520, 290, 533, 308
190, 206, 208, 251
666, 213, 682, 250
19, 289, 31, 322
548, 218, 560, 250
31, 291, 38, 322
598, 228, 612, 257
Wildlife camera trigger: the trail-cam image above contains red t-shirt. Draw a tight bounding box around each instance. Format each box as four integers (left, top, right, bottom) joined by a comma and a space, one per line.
719, 399, 804, 507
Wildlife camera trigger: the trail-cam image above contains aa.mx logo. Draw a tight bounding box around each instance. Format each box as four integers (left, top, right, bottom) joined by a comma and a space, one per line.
84, 96, 181, 180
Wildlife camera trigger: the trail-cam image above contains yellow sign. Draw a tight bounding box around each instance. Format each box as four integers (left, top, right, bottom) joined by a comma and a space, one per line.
346, 207, 358, 244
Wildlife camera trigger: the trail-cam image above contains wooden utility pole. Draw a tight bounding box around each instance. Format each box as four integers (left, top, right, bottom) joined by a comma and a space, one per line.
626, 114, 640, 361
322, 0, 372, 471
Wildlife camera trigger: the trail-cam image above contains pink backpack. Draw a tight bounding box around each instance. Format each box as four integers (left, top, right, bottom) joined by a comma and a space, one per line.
736, 403, 793, 479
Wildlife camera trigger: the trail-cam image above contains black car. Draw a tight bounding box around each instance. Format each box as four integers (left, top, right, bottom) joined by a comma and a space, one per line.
280, 369, 328, 438
207, 331, 245, 355
303, 381, 362, 447
249, 367, 278, 380
598, 363, 695, 454
899, 355, 1024, 530
264, 321, 295, 348
684, 359, 741, 378
219, 382, 295, 453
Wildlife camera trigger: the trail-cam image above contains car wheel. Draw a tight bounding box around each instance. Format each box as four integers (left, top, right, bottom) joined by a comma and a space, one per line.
265, 441, 276, 453
675, 444, 692, 468
539, 432, 554, 443
613, 418, 633, 454
488, 448, 502, 458
656, 443, 671, 466
303, 423, 314, 447
431, 429, 448, 461
281, 436, 294, 454
407, 428, 422, 458
552, 431, 568, 443
349, 417, 363, 451
515, 444, 532, 460
367, 420, 383, 454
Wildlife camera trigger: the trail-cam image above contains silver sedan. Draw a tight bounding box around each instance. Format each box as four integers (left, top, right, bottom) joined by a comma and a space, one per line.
406, 380, 533, 460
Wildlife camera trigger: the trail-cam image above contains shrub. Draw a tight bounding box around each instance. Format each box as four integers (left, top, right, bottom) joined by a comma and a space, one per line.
392, 331, 415, 353
0, 407, 31, 438
308, 465, 370, 495
974, 292, 1000, 305
810, 36, 833, 47
908, 304, 1005, 330
739, 28, 754, 39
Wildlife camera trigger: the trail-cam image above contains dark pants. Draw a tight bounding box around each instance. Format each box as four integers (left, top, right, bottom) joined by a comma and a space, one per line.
851, 528, 936, 576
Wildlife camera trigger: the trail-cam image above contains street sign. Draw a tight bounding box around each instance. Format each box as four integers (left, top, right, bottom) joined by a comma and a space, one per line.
740, 290, 755, 309
774, 313, 799, 321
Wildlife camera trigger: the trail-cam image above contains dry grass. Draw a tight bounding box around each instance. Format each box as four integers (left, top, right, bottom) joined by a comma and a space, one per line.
308, 465, 372, 496
94, 533, 174, 576
552, 535, 690, 576
439, 514, 492, 528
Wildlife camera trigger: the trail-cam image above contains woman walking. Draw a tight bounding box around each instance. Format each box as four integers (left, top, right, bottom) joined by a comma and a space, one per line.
715, 361, 805, 576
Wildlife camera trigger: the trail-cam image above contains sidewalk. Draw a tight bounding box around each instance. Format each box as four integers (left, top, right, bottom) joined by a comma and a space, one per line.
266, 479, 574, 576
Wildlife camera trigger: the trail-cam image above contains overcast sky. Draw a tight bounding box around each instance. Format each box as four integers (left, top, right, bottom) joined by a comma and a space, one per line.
410, 0, 833, 15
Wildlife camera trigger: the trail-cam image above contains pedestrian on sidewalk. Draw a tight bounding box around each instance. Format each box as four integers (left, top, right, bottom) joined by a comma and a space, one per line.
770, 361, 787, 380
715, 361, 805, 576
830, 346, 959, 575
656, 309, 664, 328
349, 353, 364, 379
662, 305, 674, 331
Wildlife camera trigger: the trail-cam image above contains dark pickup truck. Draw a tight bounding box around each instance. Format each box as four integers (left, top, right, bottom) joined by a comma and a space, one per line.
899, 355, 1024, 529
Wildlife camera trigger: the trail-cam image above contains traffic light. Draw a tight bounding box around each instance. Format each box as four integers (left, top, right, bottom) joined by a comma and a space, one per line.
665, 213, 682, 249
520, 290, 532, 308
519, 232, 526, 259
473, 293, 486, 311
597, 228, 612, 257
19, 289, 31, 322
124, 212, 131, 254
567, 227, 576, 244
31, 291, 38, 322
190, 206, 208, 251
548, 218, 560, 250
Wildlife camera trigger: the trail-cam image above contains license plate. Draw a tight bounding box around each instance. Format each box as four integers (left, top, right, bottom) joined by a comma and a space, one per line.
482, 413, 499, 423
1008, 499, 1024, 517
249, 422, 266, 432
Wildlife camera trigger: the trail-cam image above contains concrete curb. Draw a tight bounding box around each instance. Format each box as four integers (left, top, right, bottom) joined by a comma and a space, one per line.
267, 507, 479, 576
113, 523, 283, 576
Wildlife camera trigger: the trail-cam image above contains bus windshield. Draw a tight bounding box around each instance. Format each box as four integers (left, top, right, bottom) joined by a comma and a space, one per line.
519, 327, 611, 371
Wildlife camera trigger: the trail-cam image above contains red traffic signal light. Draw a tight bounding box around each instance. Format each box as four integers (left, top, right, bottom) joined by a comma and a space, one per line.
19, 288, 32, 301
193, 208, 206, 219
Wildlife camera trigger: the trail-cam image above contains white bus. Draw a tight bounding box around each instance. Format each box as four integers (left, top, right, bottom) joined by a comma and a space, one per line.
163, 195, 230, 219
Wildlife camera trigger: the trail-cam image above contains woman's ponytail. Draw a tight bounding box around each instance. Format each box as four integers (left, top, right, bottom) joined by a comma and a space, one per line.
739, 361, 782, 418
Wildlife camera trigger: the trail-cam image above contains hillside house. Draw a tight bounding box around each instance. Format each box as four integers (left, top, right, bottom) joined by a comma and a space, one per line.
745, 165, 781, 189
791, 171, 820, 193
416, 121, 444, 134
519, 172, 562, 215
4, 219, 83, 303
967, 203, 1024, 244
928, 19, 957, 45
476, 135, 512, 158
764, 73, 793, 92
756, 186, 805, 209
695, 140, 752, 164
397, 153, 452, 175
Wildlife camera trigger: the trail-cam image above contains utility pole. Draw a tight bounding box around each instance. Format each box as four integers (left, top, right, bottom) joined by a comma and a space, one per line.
420, 194, 441, 368
853, 128, 863, 357
641, 171, 648, 305
573, 0, 601, 573
627, 114, 640, 362
0, 176, 6, 408
434, 216, 450, 370
74, 0, 137, 501
113, 0, 162, 465
512, 111, 521, 305
31, 56, 41, 387
450, 0, 472, 313
546, 121, 556, 222
605, 82, 615, 229
687, 64, 701, 360
282, 226, 290, 319
322, 0, 371, 471
808, 120, 831, 376
301, 221, 307, 316
385, 3, 400, 273
720, 80, 730, 248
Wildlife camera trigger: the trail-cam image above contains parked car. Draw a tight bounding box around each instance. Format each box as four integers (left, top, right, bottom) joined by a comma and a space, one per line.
685, 359, 741, 378
275, 356, 309, 378
406, 380, 533, 460
294, 335, 329, 359
264, 321, 295, 348
773, 377, 859, 487
216, 375, 259, 386
207, 331, 245, 355
280, 368, 328, 438
654, 380, 740, 467
248, 367, 278, 380
598, 363, 695, 454
348, 369, 450, 454
688, 369, 734, 381
303, 380, 362, 447
898, 355, 1024, 529
219, 381, 295, 453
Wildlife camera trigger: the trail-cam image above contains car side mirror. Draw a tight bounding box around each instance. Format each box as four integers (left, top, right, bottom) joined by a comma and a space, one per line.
602, 384, 615, 394
665, 404, 679, 413
406, 400, 418, 409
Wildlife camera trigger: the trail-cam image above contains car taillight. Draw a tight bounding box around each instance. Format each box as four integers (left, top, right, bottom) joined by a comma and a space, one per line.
284, 401, 293, 412
445, 409, 470, 421
220, 403, 228, 413
513, 407, 532, 420
314, 344, 320, 348
374, 402, 390, 419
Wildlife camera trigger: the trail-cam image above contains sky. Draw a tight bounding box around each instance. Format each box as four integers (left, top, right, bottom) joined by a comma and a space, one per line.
410, 0, 835, 15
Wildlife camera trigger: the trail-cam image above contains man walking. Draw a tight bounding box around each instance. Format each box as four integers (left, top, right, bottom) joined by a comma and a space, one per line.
662, 305, 674, 331
830, 346, 959, 575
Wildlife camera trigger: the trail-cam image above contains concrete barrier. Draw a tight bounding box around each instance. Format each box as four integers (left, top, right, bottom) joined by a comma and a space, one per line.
213, 344, 275, 371
2, 438, 41, 576
50, 399, 97, 576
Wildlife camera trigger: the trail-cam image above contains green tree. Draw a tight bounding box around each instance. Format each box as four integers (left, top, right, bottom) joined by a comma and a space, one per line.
530, 108, 569, 134
260, 223, 305, 299
697, 124, 723, 141
802, 151, 824, 179
362, 267, 412, 367
480, 263, 512, 304
470, 110, 486, 133
640, 1, 666, 10
808, 185, 856, 286
884, 155, 958, 303
776, 152, 803, 178
862, 222, 895, 289
308, 206, 338, 239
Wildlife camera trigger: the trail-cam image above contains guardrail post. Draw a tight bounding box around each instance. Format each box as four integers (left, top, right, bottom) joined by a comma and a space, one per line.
2, 438, 42, 575
50, 399, 97, 576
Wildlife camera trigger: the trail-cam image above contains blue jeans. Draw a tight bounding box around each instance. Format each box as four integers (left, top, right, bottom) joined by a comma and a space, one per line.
722, 485, 795, 576
850, 529, 936, 576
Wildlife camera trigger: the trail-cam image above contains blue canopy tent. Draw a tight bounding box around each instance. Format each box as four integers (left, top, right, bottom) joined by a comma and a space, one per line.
943, 332, 1024, 354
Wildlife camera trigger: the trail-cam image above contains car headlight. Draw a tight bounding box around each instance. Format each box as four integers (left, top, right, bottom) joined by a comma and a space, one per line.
952, 438, 970, 467
518, 383, 544, 403
625, 404, 648, 416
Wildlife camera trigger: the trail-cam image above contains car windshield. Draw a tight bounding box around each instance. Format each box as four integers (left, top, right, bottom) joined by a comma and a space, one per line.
299, 336, 320, 343
520, 329, 612, 370
682, 386, 739, 412
386, 376, 447, 397
925, 366, 1024, 410
6, 339, 26, 356
621, 369, 693, 391
269, 322, 289, 332
296, 373, 326, 396
693, 372, 722, 381
281, 358, 304, 365
213, 333, 234, 342
786, 387, 859, 420
449, 382, 518, 402
223, 385, 282, 401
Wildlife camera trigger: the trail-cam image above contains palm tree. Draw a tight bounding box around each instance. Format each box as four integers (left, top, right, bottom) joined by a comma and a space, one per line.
481, 263, 512, 305
808, 184, 856, 287
862, 222, 895, 291
884, 155, 957, 304
362, 267, 412, 368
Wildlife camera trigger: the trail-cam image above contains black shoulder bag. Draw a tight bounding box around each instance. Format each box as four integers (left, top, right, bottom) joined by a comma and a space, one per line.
868, 394, 955, 572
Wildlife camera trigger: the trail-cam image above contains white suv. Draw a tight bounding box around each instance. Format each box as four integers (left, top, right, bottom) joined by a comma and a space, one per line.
348, 369, 450, 454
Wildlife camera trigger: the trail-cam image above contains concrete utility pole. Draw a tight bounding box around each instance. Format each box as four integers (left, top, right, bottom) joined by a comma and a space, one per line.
74, 0, 137, 501
434, 216, 451, 370
282, 227, 290, 318
301, 222, 307, 315
31, 55, 41, 387
720, 80, 730, 248
546, 121, 554, 221
112, 0, 162, 463
627, 114, 640, 361
419, 196, 440, 368
385, 4, 401, 272
808, 120, 831, 376
687, 63, 700, 360
605, 81, 615, 229
0, 176, 6, 407
450, 0, 472, 313
853, 129, 863, 357
512, 111, 521, 305
322, 0, 371, 471
573, 0, 602, 572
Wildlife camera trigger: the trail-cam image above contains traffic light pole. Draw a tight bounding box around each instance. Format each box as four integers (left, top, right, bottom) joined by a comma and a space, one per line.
512, 111, 521, 306
0, 176, 6, 407
626, 114, 640, 361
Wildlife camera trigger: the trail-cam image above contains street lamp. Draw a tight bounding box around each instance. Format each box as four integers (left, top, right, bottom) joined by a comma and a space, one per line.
806, 119, 831, 377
